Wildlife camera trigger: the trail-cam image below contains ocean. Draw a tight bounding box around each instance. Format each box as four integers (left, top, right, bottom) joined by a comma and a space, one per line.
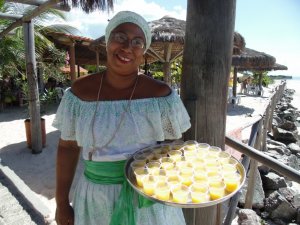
285, 77, 300, 110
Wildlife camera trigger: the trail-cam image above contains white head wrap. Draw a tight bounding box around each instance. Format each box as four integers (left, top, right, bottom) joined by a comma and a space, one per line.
105, 11, 152, 51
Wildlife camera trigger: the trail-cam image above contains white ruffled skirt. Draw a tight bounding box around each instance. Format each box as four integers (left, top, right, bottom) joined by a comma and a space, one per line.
73, 174, 186, 225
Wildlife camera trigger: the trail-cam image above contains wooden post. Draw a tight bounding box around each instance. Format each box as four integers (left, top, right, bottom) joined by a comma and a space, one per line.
69, 42, 76, 81
23, 21, 42, 154
96, 50, 100, 72
181, 0, 236, 224
233, 67, 238, 98
244, 119, 263, 208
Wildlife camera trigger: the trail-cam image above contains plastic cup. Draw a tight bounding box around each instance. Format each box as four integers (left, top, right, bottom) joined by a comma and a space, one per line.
209, 182, 226, 200
152, 146, 169, 157
197, 143, 210, 151
134, 168, 149, 187
171, 184, 190, 203
208, 146, 222, 157
205, 158, 220, 167
223, 173, 241, 193
146, 161, 161, 175
160, 144, 172, 152
165, 169, 179, 180
171, 143, 184, 151
179, 168, 194, 186
195, 150, 208, 160
168, 150, 182, 162
167, 175, 181, 187
160, 157, 175, 170
184, 140, 198, 151
142, 175, 157, 195
190, 183, 209, 203
134, 153, 149, 163
155, 169, 168, 185
194, 168, 208, 181
222, 163, 237, 174
130, 160, 146, 172
175, 156, 191, 169
155, 182, 171, 201
218, 151, 231, 164
206, 165, 221, 177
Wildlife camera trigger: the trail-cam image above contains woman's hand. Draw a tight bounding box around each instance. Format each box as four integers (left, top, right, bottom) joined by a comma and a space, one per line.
55, 203, 74, 225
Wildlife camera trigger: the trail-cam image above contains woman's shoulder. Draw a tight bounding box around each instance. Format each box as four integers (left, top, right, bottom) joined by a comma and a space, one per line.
137, 74, 171, 98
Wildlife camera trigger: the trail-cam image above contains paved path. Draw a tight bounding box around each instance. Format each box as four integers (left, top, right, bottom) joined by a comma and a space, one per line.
0, 170, 44, 225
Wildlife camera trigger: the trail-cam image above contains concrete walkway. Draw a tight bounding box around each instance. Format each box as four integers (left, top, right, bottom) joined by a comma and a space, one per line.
0, 169, 45, 225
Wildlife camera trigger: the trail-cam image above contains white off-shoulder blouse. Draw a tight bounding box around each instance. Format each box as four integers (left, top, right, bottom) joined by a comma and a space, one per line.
53, 88, 191, 161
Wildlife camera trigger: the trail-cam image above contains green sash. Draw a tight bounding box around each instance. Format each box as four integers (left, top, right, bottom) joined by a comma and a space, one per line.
84, 160, 154, 225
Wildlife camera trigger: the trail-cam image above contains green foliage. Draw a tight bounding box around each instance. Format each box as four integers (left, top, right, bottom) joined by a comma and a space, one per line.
252, 71, 273, 87
170, 58, 182, 84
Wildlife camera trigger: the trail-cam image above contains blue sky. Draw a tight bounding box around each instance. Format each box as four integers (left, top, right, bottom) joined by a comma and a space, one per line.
57, 0, 300, 77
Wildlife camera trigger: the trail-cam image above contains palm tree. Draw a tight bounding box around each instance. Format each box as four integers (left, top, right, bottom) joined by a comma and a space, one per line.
0, 2, 79, 153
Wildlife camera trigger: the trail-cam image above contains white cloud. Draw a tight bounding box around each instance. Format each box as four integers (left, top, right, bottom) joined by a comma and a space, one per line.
49, 0, 186, 38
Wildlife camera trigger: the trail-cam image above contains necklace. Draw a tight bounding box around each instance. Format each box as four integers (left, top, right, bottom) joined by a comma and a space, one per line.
89, 73, 139, 161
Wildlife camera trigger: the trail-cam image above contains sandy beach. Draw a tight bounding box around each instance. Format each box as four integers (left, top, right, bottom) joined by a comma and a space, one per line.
0, 82, 290, 223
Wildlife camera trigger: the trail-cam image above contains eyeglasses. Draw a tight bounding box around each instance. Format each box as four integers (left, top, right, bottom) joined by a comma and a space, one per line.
109, 32, 145, 49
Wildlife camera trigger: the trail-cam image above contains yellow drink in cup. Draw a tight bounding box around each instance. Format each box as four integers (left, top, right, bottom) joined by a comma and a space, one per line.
218, 151, 231, 164
184, 140, 198, 150
130, 161, 145, 172
168, 150, 182, 162
166, 169, 179, 180
155, 182, 170, 201
146, 162, 161, 175
224, 173, 241, 192
194, 168, 207, 181
208, 146, 221, 157
160, 157, 175, 170
179, 168, 194, 186
190, 184, 209, 203
167, 175, 181, 187
171, 184, 190, 203
197, 143, 210, 151
142, 175, 157, 195
134, 168, 149, 187
209, 182, 226, 200
222, 164, 237, 174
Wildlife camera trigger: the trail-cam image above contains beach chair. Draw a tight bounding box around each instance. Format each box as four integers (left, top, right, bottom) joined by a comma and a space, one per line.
246, 85, 258, 95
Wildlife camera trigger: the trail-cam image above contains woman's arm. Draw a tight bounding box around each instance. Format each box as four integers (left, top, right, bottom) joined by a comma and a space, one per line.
55, 138, 80, 225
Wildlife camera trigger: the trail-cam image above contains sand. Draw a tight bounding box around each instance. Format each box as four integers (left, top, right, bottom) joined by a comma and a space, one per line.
0, 83, 280, 223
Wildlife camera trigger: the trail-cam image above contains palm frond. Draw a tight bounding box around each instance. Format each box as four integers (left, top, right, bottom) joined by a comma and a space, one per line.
62, 0, 114, 13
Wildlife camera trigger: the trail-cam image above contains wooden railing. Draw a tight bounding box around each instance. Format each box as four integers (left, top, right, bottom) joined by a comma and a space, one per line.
223, 81, 300, 225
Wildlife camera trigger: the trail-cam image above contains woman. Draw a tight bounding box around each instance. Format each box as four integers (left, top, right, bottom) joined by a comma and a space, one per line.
53, 11, 191, 225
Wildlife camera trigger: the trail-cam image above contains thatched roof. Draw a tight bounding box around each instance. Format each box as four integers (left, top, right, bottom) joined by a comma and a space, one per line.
149, 16, 185, 43
233, 32, 246, 55
145, 16, 246, 64
232, 47, 276, 71
45, 32, 106, 65
272, 63, 288, 71
62, 0, 113, 13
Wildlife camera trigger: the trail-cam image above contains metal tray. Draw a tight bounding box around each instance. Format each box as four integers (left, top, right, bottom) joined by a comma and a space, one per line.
125, 147, 246, 208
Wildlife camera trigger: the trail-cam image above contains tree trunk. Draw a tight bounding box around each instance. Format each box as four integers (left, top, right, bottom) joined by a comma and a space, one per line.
181, 0, 236, 224
23, 21, 43, 154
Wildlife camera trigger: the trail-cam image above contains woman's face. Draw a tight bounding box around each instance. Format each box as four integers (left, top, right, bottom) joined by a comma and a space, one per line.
106, 23, 146, 76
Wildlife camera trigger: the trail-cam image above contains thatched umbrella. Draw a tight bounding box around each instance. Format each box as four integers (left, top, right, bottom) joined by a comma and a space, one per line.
146, 16, 246, 85
45, 32, 106, 79
231, 47, 276, 100
88, 35, 106, 71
